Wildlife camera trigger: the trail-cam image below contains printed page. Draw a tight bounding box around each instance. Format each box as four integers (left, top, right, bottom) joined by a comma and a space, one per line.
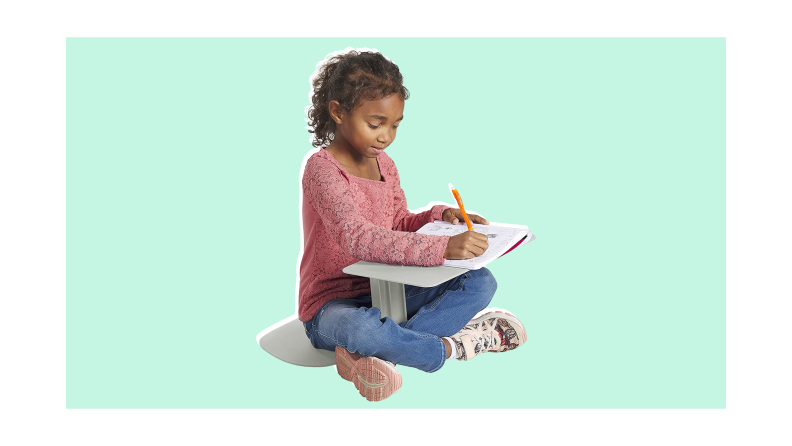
416, 221, 529, 269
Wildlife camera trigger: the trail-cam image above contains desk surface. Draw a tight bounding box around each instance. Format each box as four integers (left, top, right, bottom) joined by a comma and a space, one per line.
343, 234, 535, 287
343, 262, 469, 287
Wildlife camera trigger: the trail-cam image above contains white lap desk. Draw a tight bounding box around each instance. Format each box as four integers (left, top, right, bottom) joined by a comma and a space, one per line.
343, 232, 535, 322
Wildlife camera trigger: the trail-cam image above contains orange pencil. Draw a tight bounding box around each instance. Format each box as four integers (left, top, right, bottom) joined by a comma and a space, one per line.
448, 183, 474, 231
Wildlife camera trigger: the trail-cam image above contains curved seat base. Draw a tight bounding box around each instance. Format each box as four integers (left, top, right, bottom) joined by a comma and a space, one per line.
258, 318, 336, 367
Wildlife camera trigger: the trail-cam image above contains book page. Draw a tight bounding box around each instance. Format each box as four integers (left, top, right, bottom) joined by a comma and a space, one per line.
416, 221, 529, 269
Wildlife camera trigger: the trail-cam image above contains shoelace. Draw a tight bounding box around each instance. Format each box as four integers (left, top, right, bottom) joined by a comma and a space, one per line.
472, 331, 499, 353
471, 319, 503, 352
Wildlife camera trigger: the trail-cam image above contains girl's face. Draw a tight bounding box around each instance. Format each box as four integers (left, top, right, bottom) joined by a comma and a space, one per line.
331, 94, 405, 160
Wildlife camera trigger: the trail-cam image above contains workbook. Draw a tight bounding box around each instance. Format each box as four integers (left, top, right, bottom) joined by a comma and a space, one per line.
416, 221, 533, 270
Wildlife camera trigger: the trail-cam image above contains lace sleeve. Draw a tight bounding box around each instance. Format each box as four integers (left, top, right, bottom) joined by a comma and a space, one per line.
303, 157, 450, 266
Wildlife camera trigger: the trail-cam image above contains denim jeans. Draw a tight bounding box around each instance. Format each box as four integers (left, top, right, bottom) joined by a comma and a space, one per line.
302, 267, 497, 373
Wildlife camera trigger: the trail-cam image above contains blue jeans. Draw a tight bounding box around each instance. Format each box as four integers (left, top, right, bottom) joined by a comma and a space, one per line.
303, 267, 497, 373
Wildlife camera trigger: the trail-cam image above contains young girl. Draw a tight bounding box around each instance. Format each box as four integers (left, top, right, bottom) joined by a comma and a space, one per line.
299, 49, 527, 402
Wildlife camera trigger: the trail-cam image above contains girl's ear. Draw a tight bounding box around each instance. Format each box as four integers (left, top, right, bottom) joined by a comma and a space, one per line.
328, 100, 344, 124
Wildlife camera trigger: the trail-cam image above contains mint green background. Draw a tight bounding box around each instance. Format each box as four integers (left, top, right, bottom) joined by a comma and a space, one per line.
66, 38, 725, 408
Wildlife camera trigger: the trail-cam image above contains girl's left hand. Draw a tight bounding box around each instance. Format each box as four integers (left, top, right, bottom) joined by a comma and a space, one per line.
442, 208, 489, 226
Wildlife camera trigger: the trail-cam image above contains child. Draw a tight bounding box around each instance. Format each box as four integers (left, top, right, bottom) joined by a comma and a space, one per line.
299, 49, 527, 401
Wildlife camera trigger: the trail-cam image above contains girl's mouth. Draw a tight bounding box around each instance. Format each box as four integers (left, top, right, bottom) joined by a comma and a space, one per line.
371, 146, 384, 154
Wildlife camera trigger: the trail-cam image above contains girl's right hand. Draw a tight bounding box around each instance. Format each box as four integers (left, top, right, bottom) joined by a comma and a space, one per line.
443, 231, 489, 259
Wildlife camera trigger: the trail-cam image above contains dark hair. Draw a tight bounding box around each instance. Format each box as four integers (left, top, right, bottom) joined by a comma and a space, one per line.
307, 50, 410, 148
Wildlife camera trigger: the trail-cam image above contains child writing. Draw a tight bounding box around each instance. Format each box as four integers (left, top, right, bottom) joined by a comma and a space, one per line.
299, 49, 527, 402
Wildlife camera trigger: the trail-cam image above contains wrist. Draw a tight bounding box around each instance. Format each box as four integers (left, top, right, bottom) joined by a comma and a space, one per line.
434, 205, 452, 222
441, 235, 451, 260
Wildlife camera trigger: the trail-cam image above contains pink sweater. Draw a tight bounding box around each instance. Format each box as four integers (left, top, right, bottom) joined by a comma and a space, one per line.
298, 148, 452, 322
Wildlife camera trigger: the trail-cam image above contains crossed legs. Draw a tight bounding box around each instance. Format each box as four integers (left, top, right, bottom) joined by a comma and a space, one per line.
303, 267, 497, 373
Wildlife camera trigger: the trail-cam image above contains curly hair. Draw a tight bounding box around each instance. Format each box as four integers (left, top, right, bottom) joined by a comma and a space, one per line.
306, 49, 410, 148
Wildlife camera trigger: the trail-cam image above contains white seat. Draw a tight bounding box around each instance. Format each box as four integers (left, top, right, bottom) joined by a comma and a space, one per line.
258, 317, 337, 367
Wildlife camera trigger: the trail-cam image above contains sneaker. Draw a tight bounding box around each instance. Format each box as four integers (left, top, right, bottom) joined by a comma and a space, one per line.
334, 346, 402, 402
450, 310, 527, 361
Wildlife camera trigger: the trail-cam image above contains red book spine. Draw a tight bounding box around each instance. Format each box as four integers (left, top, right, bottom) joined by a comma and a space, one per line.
499, 236, 527, 258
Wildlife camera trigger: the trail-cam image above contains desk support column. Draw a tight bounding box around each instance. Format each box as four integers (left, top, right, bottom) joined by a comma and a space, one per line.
370, 279, 407, 323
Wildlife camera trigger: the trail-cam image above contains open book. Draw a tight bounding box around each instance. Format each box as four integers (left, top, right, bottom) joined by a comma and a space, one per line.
416, 221, 533, 270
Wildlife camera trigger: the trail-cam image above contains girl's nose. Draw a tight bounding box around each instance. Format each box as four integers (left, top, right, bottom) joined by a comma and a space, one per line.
378, 128, 395, 144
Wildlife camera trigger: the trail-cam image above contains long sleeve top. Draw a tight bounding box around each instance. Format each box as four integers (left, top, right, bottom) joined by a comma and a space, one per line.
298, 148, 452, 322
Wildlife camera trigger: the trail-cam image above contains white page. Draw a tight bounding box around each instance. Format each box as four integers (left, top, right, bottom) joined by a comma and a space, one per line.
416, 221, 530, 269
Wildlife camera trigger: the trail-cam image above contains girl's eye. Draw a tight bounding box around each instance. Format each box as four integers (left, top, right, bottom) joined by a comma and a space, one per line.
368, 124, 379, 129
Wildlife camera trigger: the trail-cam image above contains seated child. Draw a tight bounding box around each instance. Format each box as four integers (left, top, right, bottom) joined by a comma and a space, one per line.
299, 49, 527, 401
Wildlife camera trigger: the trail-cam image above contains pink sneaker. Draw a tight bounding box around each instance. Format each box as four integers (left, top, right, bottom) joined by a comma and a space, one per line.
450, 310, 527, 361
335, 346, 402, 402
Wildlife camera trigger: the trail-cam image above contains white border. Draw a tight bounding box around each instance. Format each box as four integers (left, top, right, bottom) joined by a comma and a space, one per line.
2, 1, 790, 445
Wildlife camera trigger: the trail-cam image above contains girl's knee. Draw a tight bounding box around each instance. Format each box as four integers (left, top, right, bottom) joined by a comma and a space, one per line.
344, 307, 390, 354
468, 267, 497, 295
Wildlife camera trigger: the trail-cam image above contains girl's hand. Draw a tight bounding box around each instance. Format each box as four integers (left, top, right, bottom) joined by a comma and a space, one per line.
442, 208, 489, 226
444, 231, 489, 259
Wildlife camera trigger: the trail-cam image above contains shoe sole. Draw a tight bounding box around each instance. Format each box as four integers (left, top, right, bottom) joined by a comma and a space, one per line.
335, 346, 402, 402
469, 310, 527, 344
